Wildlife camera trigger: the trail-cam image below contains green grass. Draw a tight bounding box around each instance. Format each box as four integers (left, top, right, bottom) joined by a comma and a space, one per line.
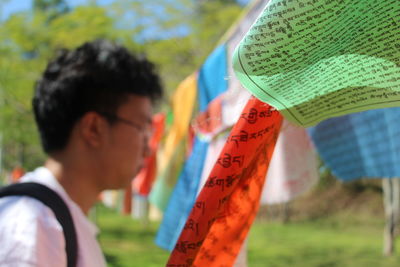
95, 205, 400, 267
248, 215, 400, 267
95, 205, 169, 267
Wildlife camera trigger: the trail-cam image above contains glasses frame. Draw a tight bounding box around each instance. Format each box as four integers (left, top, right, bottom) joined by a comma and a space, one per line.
97, 112, 144, 132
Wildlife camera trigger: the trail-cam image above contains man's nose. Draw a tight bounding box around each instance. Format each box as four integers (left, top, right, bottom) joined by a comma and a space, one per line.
142, 134, 151, 158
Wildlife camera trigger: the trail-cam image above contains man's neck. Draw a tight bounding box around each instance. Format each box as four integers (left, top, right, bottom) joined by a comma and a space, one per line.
45, 157, 101, 215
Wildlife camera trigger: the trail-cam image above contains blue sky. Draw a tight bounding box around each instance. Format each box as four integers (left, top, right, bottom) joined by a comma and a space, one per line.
1, 0, 113, 19
1, 0, 250, 20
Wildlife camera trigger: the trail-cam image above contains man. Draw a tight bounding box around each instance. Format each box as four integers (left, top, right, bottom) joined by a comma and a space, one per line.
0, 40, 163, 266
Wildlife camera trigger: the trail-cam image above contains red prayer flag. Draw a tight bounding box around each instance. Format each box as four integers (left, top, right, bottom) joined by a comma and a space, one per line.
167, 97, 283, 266
134, 113, 166, 196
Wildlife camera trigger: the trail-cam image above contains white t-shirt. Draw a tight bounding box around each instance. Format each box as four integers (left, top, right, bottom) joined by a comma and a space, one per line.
0, 167, 106, 267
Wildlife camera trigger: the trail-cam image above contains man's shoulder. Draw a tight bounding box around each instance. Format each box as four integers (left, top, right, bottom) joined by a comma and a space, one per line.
0, 195, 62, 230
0, 196, 66, 266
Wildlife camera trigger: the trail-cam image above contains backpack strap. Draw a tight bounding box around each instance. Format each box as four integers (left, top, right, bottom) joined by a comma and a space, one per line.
0, 182, 78, 267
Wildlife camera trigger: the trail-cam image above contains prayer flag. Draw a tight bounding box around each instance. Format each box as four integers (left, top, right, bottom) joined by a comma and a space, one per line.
233, 0, 400, 127
133, 113, 166, 196
149, 74, 197, 210
166, 97, 283, 267
198, 45, 229, 111
309, 107, 400, 181
261, 119, 318, 204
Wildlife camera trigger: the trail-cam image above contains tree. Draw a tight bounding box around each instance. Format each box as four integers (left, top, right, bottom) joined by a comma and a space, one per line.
33, 0, 70, 20
112, 0, 242, 97
0, 0, 245, 173
0, 5, 125, 171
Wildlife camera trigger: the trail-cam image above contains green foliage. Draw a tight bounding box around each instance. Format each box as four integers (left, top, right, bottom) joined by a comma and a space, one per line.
111, 0, 242, 98
33, 0, 70, 22
0, 0, 243, 171
315, 158, 338, 190
33, 0, 69, 12
0, 4, 122, 171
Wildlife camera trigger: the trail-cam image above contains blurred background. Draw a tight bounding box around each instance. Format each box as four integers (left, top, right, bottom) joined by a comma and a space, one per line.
0, 0, 247, 173
1, 1, 399, 267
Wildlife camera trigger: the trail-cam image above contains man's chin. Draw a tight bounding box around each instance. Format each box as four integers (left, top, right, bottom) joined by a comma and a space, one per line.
132, 165, 144, 177
107, 178, 133, 190
106, 168, 143, 190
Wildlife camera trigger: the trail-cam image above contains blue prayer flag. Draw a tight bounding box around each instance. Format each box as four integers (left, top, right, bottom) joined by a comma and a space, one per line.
198, 44, 228, 111
309, 108, 400, 181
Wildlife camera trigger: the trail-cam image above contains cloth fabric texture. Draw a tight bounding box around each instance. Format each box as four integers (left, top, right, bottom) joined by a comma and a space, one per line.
149, 74, 197, 211
155, 137, 209, 251
0, 182, 78, 267
308, 107, 400, 181
198, 44, 228, 112
261, 119, 319, 204
0, 167, 106, 267
167, 97, 283, 266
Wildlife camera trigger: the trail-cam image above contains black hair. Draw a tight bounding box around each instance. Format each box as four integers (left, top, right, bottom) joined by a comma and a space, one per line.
33, 39, 163, 153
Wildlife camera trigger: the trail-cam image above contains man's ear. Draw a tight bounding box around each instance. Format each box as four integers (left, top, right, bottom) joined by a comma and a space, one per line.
78, 112, 108, 148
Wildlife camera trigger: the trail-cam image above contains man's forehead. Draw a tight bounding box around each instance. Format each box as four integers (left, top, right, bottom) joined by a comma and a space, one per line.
119, 95, 153, 120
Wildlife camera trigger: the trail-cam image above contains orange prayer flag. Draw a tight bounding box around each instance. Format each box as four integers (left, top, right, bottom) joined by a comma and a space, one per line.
167, 97, 283, 267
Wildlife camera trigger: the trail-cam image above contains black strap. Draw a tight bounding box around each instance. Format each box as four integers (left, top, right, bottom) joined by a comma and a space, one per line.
0, 182, 77, 267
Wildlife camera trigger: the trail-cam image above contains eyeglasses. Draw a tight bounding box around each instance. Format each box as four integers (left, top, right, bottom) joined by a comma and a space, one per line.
98, 112, 145, 133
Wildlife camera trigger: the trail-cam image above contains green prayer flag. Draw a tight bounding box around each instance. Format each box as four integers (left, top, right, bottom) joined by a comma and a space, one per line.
233, 0, 400, 127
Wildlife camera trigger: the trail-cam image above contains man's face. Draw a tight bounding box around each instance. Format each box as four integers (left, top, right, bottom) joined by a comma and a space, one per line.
100, 94, 153, 189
